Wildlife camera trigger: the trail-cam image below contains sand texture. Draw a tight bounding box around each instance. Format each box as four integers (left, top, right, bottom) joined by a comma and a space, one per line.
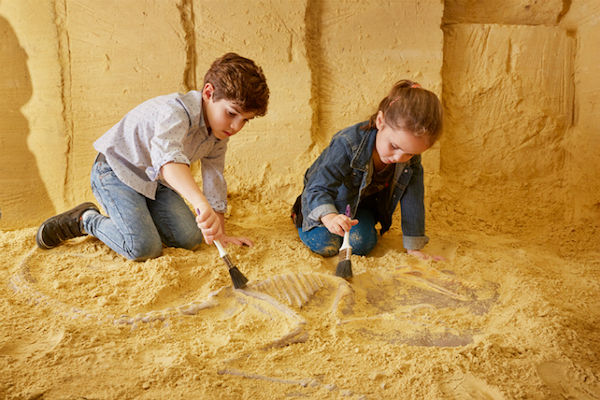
1, 0, 600, 398
1, 196, 599, 399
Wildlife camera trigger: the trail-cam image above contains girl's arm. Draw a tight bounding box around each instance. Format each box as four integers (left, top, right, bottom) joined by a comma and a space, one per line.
401, 157, 444, 261
302, 138, 354, 229
321, 213, 358, 237
399, 157, 428, 250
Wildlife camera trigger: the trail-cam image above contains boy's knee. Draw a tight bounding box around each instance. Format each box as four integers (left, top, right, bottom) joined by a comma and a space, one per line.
161, 226, 203, 251
126, 239, 163, 261
174, 232, 203, 251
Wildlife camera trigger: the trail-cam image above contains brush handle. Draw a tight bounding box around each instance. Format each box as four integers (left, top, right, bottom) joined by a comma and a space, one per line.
340, 230, 351, 251
338, 204, 352, 251
214, 240, 236, 270
214, 240, 227, 257
195, 207, 225, 255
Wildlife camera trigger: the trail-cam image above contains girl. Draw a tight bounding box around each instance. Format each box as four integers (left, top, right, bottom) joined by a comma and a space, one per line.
292, 80, 443, 260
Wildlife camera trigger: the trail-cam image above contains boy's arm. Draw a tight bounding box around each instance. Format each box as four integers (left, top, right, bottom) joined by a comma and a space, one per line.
200, 140, 228, 214
160, 162, 222, 243
216, 212, 253, 247
161, 162, 210, 211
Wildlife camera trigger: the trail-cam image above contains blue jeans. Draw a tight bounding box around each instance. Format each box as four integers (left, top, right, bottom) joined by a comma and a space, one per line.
84, 156, 203, 260
298, 207, 378, 257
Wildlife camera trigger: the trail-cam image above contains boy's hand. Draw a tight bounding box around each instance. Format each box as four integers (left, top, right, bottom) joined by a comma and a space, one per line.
407, 249, 445, 262
195, 207, 223, 245
321, 213, 358, 237
219, 235, 254, 247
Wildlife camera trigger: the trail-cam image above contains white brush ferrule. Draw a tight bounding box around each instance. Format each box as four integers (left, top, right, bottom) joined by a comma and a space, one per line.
339, 230, 351, 251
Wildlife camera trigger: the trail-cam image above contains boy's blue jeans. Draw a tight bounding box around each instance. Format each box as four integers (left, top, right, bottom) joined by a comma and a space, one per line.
297, 207, 378, 257
83, 156, 203, 260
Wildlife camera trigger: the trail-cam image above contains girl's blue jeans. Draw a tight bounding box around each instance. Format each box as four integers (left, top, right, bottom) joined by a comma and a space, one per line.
83, 156, 203, 260
297, 207, 378, 257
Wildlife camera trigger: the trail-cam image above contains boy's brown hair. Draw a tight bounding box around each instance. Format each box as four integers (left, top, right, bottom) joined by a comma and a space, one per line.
203, 52, 269, 116
363, 80, 442, 145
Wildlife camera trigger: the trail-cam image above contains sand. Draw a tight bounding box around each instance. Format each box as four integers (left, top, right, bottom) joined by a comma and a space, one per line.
1, 192, 599, 399
1, 1, 599, 398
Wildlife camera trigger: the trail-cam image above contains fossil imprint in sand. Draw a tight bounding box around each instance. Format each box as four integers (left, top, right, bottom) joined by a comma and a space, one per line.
9, 246, 497, 348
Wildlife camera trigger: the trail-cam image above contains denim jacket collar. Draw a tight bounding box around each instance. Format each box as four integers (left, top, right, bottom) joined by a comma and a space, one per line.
349, 127, 377, 172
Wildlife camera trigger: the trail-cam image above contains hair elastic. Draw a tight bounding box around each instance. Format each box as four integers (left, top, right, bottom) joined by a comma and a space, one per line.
389, 82, 422, 106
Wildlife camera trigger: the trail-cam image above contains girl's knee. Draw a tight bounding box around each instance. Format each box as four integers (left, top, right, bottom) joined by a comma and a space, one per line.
349, 230, 378, 256
311, 243, 341, 258
351, 240, 377, 256
298, 227, 342, 257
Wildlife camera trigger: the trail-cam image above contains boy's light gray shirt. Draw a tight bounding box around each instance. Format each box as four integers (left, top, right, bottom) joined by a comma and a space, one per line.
94, 90, 228, 213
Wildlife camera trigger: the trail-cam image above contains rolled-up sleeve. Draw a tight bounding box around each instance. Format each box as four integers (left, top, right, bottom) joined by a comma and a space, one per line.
201, 139, 228, 213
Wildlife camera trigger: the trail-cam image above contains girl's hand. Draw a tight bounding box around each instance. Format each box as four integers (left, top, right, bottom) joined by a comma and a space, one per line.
321, 213, 359, 237
195, 207, 223, 245
219, 235, 254, 247
407, 249, 445, 262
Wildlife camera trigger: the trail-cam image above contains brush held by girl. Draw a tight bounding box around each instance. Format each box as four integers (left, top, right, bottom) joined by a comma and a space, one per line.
292, 80, 444, 261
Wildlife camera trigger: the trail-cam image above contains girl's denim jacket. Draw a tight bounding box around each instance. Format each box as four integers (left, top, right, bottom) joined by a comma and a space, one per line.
299, 121, 429, 250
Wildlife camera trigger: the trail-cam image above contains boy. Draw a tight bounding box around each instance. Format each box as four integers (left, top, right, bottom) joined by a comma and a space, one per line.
36, 52, 269, 260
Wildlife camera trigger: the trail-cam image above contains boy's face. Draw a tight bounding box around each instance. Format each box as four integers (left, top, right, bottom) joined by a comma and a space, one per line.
374, 111, 431, 165
202, 83, 256, 140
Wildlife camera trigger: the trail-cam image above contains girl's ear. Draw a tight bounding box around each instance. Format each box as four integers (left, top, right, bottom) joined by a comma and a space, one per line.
375, 110, 385, 130
202, 83, 214, 102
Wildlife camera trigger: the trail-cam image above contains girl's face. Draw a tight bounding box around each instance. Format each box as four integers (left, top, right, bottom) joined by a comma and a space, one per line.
374, 111, 431, 166
202, 83, 256, 140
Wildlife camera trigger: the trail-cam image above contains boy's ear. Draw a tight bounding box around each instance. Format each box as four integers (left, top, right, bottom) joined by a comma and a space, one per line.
202, 83, 214, 102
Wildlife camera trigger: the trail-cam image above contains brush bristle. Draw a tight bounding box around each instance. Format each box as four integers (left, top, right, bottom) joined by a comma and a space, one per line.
335, 259, 353, 279
229, 267, 249, 289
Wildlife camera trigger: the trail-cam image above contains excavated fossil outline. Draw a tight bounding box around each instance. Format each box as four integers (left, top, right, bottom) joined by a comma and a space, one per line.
8, 246, 499, 396
8, 246, 354, 347
9, 246, 496, 350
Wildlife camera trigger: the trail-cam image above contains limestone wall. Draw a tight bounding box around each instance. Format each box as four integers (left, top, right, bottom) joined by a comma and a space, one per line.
441, 0, 600, 229
560, 1, 600, 221
0, 0, 442, 229
1, 0, 598, 233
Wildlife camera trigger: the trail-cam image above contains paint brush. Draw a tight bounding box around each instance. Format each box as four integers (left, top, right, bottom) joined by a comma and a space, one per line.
214, 239, 249, 289
196, 208, 249, 289
335, 205, 353, 279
